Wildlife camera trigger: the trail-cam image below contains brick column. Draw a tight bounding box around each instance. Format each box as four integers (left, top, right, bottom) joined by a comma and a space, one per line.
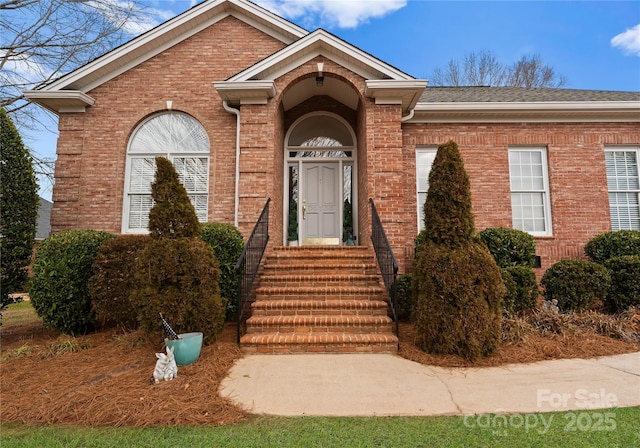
367, 103, 407, 272
51, 113, 85, 233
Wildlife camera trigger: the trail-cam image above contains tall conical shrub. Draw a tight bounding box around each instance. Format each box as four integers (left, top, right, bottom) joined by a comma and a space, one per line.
0, 109, 39, 320
148, 156, 200, 239
131, 157, 224, 344
413, 141, 504, 361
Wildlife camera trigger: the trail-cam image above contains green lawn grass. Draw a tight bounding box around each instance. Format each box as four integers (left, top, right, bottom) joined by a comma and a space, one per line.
2, 407, 639, 448
1, 300, 41, 328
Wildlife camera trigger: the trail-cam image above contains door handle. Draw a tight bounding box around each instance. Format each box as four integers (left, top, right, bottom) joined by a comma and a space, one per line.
302, 205, 306, 220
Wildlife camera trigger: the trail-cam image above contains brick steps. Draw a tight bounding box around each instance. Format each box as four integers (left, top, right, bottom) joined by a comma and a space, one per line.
240, 333, 398, 354
240, 246, 398, 354
245, 315, 393, 334
250, 299, 389, 317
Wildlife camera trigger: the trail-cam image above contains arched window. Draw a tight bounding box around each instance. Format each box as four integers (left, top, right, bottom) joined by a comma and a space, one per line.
123, 112, 210, 233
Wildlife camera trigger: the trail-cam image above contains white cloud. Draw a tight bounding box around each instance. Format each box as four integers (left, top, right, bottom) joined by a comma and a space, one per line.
255, 0, 407, 29
611, 23, 640, 56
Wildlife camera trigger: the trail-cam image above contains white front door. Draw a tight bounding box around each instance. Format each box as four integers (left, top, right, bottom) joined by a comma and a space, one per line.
301, 162, 341, 245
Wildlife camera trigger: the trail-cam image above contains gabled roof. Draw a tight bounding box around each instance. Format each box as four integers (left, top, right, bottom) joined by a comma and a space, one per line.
411, 86, 640, 123
225, 28, 414, 82
25, 0, 308, 113
214, 28, 427, 112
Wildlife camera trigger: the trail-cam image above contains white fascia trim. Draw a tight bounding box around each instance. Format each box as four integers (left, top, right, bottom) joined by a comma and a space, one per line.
39, 0, 307, 93
365, 80, 428, 110
214, 80, 276, 104
409, 101, 640, 123
414, 101, 640, 112
24, 90, 95, 114
228, 29, 414, 82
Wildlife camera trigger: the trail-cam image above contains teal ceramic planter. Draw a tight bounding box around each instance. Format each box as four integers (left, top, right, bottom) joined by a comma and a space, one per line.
165, 332, 203, 366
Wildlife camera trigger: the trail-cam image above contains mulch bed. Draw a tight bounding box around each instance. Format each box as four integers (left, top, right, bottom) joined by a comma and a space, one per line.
0, 323, 248, 427
1, 319, 639, 426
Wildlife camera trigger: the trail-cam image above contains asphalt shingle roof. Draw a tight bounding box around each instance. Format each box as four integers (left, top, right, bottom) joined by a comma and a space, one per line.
419, 86, 640, 103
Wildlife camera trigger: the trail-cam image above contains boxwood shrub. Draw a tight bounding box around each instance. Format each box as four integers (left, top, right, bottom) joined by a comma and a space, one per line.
88, 235, 151, 330
30, 230, 116, 335
502, 265, 538, 314
584, 230, 640, 264
540, 260, 611, 312
603, 255, 640, 313
477, 227, 536, 268
395, 273, 413, 320
200, 222, 244, 320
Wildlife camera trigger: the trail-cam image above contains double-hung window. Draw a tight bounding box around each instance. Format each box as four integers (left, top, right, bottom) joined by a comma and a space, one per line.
508, 147, 552, 236
416, 148, 437, 232
123, 112, 210, 233
605, 147, 640, 230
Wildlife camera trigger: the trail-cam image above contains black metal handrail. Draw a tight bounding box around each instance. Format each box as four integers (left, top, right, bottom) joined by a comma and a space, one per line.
369, 199, 399, 337
235, 198, 271, 344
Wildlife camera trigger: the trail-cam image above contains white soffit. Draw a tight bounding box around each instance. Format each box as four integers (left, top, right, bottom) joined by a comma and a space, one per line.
214, 80, 276, 104
36, 0, 307, 94
365, 80, 429, 112
227, 29, 415, 82
23, 90, 95, 114
409, 101, 640, 123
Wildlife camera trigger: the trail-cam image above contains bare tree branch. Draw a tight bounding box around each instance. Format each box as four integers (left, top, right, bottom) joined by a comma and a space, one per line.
429, 50, 566, 88
1, 0, 159, 130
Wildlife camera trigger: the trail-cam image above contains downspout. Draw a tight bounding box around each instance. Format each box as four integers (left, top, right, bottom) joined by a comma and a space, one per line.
401, 108, 415, 122
222, 101, 241, 228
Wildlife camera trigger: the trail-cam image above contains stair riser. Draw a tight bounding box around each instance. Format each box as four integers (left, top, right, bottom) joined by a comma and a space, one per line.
264, 265, 378, 276
251, 309, 389, 317
259, 278, 379, 288
246, 323, 393, 334
255, 294, 385, 302
241, 344, 398, 354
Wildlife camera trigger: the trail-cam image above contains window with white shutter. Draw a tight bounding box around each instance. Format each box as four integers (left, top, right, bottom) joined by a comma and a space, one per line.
605, 147, 640, 231
509, 147, 552, 236
416, 148, 437, 232
123, 112, 210, 233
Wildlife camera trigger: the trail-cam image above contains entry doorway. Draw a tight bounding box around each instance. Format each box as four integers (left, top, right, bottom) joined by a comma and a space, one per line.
284, 113, 357, 246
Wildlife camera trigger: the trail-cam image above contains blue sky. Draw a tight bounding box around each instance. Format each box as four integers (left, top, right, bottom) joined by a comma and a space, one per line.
22, 0, 640, 199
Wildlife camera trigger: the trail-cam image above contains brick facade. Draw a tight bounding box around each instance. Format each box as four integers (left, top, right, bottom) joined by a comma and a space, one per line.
46, 10, 639, 279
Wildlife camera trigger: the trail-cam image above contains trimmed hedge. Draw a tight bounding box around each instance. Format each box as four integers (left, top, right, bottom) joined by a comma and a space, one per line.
30, 230, 116, 335
130, 238, 225, 345
540, 260, 611, 312
584, 230, 640, 264
395, 273, 413, 320
604, 255, 640, 313
500, 269, 518, 314
502, 265, 538, 314
414, 240, 504, 361
89, 235, 151, 330
201, 222, 244, 319
478, 227, 536, 268
413, 141, 503, 361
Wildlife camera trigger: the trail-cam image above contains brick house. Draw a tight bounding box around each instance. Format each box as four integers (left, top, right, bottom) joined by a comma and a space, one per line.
25, 0, 640, 351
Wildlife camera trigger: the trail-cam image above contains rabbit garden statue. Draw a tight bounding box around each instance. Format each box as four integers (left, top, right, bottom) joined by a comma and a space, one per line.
153, 345, 178, 383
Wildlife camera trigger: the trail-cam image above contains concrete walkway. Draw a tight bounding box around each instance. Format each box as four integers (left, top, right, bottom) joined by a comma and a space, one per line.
220, 352, 640, 416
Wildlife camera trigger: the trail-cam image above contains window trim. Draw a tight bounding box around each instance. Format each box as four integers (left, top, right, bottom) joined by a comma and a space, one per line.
508, 146, 553, 237
604, 145, 640, 231
416, 147, 437, 232
122, 112, 210, 234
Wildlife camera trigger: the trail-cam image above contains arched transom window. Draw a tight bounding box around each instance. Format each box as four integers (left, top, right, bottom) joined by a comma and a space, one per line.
123, 111, 210, 233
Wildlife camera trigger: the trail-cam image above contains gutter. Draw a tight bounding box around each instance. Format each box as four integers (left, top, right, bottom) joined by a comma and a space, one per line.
222, 101, 241, 228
